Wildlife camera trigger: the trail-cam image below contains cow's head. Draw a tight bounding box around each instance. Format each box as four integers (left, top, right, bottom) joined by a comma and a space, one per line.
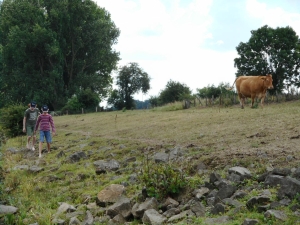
262, 74, 274, 89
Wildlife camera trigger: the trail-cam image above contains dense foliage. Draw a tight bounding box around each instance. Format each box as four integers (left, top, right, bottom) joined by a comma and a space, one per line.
0, 104, 27, 137
234, 25, 300, 93
0, 0, 120, 109
108, 63, 150, 110
196, 82, 231, 99
138, 156, 188, 200
150, 80, 192, 106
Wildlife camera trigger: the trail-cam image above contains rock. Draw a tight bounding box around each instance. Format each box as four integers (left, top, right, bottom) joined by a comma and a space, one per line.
167, 209, 195, 223
153, 152, 169, 163
94, 159, 120, 173
215, 184, 237, 201
192, 187, 210, 199
132, 197, 159, 218
211, 203, 225, 215
69, 216, 81, 225
0, 205, 18, 214
28, 165, 44, 173
162, 208, 180, 218
228, 166, 252, 179
82, 210, 93, 225
277, 176, 300, 199
69, 151, 87, 162
189, 199, 205, 217
264, 209, 287, 221
222, 198, 244, 208
106, 197, 132, 219
272, 168, 291, 176
142, 209, 167, 225
204, 216, 230, 224
243, 218, 259, 225
210, 172, 222, 183
108, 214, 126, 224
96, 184, 125, 207
161, 197, 179, 209
264, 175, 284, 187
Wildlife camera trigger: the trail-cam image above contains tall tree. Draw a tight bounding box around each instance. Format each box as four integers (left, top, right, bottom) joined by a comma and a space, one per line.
0, 0, 120, 109
159, 80, 192, 105
234, 25, 300, 93
114, 62, 150, 109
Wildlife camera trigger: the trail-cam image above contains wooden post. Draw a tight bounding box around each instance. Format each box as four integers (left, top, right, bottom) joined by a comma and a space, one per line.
82, 108, 84, 114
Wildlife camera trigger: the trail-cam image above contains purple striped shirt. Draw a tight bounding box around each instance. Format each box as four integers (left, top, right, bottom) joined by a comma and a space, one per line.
35, 113, 56, 132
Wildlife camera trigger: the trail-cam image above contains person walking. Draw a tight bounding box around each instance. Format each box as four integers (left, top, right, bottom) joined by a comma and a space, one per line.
34, 105, 56, 158
23, 101, 40, 150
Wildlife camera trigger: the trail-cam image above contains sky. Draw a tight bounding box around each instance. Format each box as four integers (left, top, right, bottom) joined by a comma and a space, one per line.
95, 0, 300, 102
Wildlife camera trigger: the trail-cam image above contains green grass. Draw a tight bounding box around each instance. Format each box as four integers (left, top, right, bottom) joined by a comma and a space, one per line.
1, 100, 300, 224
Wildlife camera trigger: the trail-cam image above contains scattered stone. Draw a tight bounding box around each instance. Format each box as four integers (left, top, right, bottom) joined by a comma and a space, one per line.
204, 216, 230, 224
264, 209, 287, 221
94, 159, 120, 173
142, 209, 167, 225
243, 218, 259, 225
132, 198, 159, 219
96, 184, 125, 207
0, 205, 18, 214
167, 209, 195, 223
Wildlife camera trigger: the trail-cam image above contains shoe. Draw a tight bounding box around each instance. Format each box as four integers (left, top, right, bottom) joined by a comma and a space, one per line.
32, 146, 35, 151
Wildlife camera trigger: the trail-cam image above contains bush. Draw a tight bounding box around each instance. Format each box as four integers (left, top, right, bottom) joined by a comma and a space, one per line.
0, 104, 27, 137
138, 156, 188, 200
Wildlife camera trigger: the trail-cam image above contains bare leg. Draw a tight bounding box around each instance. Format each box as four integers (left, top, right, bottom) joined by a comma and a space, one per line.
32, 136, 36, 151
27, 136, 32, 149
47, 142, 51, 152
39, 142, 43, 158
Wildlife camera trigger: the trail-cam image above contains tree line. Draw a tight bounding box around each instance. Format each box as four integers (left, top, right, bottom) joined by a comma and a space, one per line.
0, 1, 300, 112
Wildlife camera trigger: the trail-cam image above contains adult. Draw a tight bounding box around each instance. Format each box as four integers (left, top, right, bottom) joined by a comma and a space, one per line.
34, 105, 56, 158
23, 101, 40, 150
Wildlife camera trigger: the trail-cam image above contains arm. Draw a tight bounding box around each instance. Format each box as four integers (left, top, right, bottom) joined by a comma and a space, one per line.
23, 117, 26, 133
49, 116, 56, 135
34, 116, 41, 134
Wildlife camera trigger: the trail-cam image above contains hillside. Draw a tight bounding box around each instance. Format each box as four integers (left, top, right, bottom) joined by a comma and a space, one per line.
1, 101, 300, 224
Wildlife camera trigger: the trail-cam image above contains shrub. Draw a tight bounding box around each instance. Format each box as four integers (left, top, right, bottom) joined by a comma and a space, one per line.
138, 156, 188, 200
0, 104, 27, 137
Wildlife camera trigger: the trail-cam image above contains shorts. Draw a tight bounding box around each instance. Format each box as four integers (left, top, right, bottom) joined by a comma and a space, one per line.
39, 131, 52, 143
26, 125, 35, 136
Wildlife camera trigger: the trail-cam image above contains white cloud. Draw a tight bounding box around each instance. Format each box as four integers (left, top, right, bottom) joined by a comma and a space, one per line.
95, 0, 300, 104
246, 0, 300, 35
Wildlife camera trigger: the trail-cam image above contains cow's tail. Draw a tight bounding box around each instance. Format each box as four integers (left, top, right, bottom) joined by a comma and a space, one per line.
226, 77, 238, 91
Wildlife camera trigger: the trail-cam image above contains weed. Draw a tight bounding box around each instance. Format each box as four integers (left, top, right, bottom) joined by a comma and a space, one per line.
138, 155, 188, 200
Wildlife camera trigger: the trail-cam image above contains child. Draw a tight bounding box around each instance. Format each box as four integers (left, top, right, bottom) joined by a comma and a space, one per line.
23, 101, 40, 150
34, 105, 56, 158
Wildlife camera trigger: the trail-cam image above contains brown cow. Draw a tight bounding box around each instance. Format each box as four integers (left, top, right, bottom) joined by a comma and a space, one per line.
229, 74, 274, 109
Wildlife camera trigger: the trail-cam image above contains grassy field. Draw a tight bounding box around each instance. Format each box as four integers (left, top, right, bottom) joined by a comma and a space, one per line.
1, 100, 300, 224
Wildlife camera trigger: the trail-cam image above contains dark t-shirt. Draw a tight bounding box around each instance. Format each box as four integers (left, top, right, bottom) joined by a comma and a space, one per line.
24, 108, 40, 126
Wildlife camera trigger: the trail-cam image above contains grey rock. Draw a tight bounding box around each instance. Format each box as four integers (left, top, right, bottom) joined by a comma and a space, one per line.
243, 218, 259, 225
211, 203, 225, 215
132, 197, 158, 218
205, 216, 230, 224
142, 209, 167, 225
0, 205, 18, 214
106, 197, 132, 219
264, 209, 287, 221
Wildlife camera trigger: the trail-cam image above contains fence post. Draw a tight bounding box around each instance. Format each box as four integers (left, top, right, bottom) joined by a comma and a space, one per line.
82, 108, 84, 114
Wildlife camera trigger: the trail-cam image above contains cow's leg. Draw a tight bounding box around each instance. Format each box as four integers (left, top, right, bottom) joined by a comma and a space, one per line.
261, 97, 265, 109
251, 97, 255, 108
241, 97, 244, 109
